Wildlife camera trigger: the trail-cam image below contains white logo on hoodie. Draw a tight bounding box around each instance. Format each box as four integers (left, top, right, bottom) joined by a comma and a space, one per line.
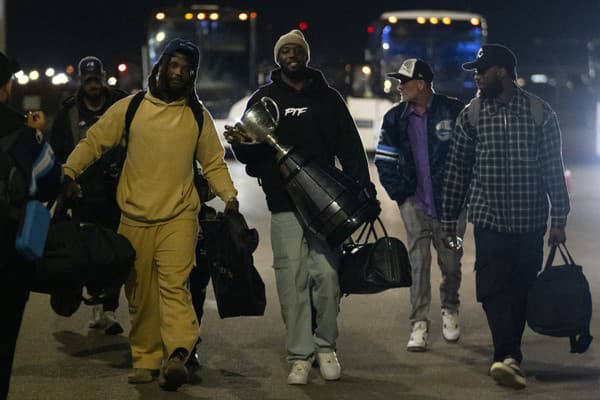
284, 107, 308, 117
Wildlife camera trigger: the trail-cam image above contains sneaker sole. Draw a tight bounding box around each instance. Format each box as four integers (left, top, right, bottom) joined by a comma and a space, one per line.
321, 372, 341, 381
160, 367, 189, 391
443, 334, 460, 343
490, 366, 526, 389
406, 345, 427, 352
287, 378, 308, 385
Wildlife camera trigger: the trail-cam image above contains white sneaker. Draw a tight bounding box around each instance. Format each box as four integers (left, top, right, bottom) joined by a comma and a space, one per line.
88, 305, 105, 329
489, 357, 527, 389
317, 351, 341, 380
407, 321, 428, 352
287, 360, 311, 385
442, 308, 460, 342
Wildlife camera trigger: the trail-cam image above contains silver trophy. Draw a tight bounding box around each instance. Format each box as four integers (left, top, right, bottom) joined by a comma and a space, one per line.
235, 97, 379, 247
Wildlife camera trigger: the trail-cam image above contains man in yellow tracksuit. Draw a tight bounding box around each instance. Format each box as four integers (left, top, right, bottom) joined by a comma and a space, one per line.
62, 39, 238, 391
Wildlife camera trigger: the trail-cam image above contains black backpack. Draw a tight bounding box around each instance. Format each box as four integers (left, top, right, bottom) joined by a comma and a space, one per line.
124, 91, 215, 202
527, 244, 593, 353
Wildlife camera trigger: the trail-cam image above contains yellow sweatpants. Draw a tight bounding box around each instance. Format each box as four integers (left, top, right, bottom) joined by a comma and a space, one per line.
119, 218, 200, 370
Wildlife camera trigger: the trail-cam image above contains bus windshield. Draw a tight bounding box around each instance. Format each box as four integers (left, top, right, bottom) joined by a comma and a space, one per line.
367, 15, 486, 100
147, 9, 255, 118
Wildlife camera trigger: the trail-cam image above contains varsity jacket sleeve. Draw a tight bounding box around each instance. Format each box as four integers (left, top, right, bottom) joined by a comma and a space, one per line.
48, 106, 73, 164
538, 106, 570, 228
63, 98, 129, 180
374, 107, 404, 201
196, 110, 238, 202
441, 108, 476, 231
331, 91, 374, 192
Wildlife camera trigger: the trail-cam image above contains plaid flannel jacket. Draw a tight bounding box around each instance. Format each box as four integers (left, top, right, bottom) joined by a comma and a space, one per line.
441, 89, 570, 233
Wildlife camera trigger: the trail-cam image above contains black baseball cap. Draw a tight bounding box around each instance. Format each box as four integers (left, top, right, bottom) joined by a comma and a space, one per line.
387, 58, 434, 83
462, 44, 517, 73
78, 56, 105, 81
0, 51, 20, 86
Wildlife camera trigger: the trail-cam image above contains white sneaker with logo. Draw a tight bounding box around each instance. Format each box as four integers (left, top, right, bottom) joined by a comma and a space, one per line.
407, 321, 429, 352
441, 308, 460, 342
287, 360, 311, 385
317, 351, 341, 380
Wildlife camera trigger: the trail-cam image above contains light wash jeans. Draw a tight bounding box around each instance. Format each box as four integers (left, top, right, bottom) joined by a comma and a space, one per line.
399, 200, 466, 323
270, 212, 340, 361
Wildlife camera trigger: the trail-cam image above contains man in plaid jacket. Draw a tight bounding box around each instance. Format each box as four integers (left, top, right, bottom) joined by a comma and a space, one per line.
441, 44, 570, 390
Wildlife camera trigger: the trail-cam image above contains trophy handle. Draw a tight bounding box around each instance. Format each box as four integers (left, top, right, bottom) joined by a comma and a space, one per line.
260, 96, 280, 126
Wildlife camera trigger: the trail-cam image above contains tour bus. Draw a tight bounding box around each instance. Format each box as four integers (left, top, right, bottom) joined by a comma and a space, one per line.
346, 10, 488, 151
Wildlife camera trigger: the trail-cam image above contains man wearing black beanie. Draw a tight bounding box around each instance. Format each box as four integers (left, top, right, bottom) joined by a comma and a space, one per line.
225, 29, 377, 385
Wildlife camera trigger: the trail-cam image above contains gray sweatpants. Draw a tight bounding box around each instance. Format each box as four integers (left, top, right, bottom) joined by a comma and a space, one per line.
399, 200, 467, 323
270, 212, 340, 361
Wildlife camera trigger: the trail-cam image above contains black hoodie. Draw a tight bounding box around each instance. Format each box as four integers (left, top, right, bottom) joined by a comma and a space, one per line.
233, 67, 373, 213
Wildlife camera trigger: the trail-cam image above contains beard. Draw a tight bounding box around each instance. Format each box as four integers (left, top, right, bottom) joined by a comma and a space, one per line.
155, 66, 189, 101
479, 78, 503, 99
281, 64, 308, 81
167, 78, 188, 99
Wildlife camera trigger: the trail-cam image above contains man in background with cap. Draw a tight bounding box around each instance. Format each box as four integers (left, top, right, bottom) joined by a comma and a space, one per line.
1, 51, 60, 399
62, 39, 239, 391
50, 56, 128, 335
225, 29, 377, 385
441, 44, 569, 389
374, 58, 465, 352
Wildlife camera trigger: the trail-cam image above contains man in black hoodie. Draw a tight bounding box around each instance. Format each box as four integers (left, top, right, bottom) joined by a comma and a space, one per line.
50, 56, 127, 335
225, 29, 376, 385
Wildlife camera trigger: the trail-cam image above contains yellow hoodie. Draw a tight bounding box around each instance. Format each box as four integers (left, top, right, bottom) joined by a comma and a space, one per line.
63, 91, 237, 226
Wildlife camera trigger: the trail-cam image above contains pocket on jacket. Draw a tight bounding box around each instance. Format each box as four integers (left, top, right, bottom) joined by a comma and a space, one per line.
516, 128, 538, 162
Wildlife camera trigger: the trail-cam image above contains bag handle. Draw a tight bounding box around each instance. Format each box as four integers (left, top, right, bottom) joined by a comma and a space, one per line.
544, 243, 576, 271
354, 217, 389, 245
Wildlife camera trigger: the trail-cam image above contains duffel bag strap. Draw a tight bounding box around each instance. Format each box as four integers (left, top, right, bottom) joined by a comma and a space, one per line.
352, 216, 390, 245
374, 216, 389, 238
557, 243, 576, 266
544, 243, 578, 272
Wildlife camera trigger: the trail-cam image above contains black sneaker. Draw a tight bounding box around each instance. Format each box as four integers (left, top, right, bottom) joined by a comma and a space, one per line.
159, 348, 189, 391
185, 348, 200, 368
489, 357, 527, 389
103, 311, 124, 335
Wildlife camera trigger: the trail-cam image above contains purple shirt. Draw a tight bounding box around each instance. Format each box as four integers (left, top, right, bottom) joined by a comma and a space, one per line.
407, 105, 436, 218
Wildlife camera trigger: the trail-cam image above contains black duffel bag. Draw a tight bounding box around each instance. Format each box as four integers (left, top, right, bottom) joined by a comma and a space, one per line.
33, 198, 135, 317
202, 209, 266, 318
527, 244, 593, 353
338, 217, 412, 295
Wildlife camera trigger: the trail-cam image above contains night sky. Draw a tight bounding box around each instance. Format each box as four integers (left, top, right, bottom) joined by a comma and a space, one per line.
6, 0, 600, 72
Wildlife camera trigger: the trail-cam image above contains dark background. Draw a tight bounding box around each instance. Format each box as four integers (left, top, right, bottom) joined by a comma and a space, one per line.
6, 0, 600, 71
6, 0, 600, 163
